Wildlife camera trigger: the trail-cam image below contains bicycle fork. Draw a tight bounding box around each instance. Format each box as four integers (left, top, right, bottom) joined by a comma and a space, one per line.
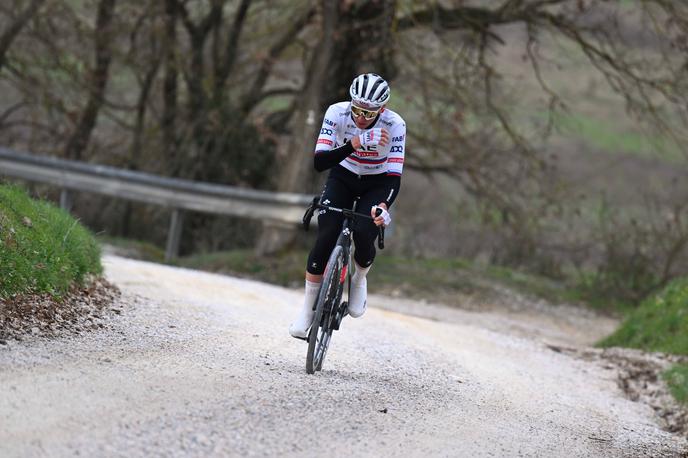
332, 230, 352, 331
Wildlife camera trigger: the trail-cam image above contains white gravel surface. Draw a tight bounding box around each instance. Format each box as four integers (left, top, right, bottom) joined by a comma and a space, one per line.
0, 255, 686, 457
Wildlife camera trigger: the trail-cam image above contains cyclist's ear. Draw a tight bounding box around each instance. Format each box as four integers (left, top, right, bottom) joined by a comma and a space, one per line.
379, 106, 386, 114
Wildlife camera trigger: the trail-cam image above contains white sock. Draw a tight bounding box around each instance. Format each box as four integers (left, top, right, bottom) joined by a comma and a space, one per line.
351, 262, 371, 285
303, 279, 321, 310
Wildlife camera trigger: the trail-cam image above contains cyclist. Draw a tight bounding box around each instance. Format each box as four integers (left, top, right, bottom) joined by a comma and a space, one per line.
290, 73, 406, 338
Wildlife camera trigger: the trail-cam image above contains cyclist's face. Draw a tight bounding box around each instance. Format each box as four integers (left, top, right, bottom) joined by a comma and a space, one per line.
351, 103, 384, 129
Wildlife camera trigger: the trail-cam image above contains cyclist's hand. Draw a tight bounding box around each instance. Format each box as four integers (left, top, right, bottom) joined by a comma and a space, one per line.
371, 204, 391, 227
357, 128, 389, 149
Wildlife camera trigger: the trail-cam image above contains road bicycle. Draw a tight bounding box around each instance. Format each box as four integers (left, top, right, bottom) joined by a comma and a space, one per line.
301, 196, 385, 374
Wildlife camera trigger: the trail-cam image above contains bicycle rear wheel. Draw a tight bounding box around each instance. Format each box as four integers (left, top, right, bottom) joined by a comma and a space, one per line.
306, 245, 344, 374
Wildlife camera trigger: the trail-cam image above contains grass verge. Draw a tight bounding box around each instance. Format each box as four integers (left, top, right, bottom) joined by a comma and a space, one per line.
101, 236, 595, 311
98, 235, 166, 263
598, 277, 688, 404
172, 249, 580, 312
175, 249, 307, 288
0, 184, 102, 299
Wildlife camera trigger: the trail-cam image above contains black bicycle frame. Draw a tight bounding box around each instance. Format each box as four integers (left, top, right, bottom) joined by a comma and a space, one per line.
301, 196, 386, 373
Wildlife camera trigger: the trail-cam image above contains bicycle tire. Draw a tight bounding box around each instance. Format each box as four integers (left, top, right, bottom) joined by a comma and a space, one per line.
306, 245, 344, 374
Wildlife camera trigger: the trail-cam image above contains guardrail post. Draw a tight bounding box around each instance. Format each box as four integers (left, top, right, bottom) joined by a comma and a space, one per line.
59, 189, 73, 212
165, 209, 184, 262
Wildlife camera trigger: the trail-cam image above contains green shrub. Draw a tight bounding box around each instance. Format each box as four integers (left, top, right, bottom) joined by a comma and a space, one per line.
598, 277, 688, 354
0, 184, 102, 298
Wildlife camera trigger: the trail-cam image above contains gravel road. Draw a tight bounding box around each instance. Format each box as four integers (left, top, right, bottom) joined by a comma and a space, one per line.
1, 255, 686, 457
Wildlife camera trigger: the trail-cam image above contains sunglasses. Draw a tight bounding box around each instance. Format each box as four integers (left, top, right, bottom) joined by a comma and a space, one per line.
351, 104, 380, 120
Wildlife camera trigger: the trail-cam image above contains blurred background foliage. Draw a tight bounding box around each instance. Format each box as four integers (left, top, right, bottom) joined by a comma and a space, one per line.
1, 0, 688, 310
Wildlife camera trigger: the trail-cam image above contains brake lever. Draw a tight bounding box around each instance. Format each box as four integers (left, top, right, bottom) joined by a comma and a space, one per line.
302, 196, 320, 231
375, 208, 385, 250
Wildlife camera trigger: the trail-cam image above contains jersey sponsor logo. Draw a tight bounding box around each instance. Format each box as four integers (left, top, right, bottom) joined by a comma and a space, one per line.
317, 139, 333, 146
356, 151, 379, 157
390, 146, 404, 153
324, 118, 336, 127
320, 128, 333, 136
388, 157, 404, 163
380, 120, 393, 126
392, 135, 405, 142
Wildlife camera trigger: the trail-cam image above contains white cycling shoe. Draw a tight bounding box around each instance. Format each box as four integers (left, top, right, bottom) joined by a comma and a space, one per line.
289, 304, 315, 339
348, 278, 367, 318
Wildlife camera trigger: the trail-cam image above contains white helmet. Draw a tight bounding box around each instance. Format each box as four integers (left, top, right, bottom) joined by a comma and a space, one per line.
349, 73, 390, 109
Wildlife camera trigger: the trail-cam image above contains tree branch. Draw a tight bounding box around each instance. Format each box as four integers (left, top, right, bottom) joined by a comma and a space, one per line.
0, 0, 47, 71
214, 0, 252, 99
240, 5, 315, 113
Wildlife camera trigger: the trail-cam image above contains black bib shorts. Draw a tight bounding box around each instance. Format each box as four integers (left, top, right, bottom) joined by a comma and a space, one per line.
306, 166, 394, 275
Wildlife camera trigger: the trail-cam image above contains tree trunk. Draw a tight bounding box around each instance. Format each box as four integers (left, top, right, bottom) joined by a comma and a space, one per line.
63, 0, 117, 161
254, 1, 340, 255
255, 0, 398, 255
162, 0, 179, 174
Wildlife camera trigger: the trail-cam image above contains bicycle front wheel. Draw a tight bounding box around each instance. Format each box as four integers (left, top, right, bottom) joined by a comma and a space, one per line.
306, 245, 344, 374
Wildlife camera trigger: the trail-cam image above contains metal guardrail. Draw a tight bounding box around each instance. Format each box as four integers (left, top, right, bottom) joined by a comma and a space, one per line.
0, 147, 313, 260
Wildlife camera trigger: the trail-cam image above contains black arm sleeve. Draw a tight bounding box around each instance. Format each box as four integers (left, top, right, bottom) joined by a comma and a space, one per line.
313, 142, 355, 172
381, 174, 401, 208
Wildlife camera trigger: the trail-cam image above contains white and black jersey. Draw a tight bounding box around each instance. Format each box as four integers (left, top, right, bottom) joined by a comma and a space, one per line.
314, 102, 406, 177
306, 101, 407, 275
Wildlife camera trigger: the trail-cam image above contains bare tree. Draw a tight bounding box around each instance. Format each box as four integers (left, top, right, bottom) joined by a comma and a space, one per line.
394, 1, 688, 160
386, 0, 688, 269
254, 0, 339, 254
255, 0, 398, 254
